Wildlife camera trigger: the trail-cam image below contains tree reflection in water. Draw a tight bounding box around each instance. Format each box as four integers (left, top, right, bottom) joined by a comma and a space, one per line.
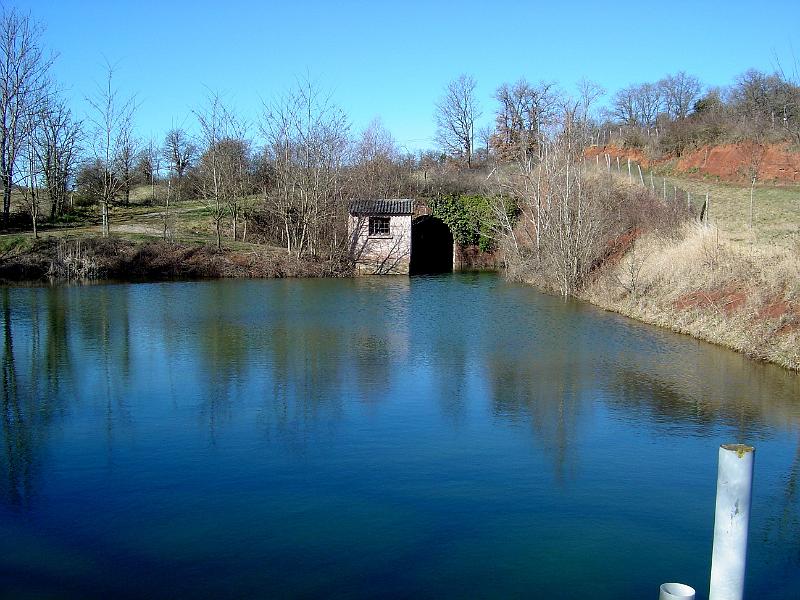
0, 276, 798, 599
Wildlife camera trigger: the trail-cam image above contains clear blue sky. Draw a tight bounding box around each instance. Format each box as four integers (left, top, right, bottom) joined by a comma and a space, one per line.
13, 0, 800, 153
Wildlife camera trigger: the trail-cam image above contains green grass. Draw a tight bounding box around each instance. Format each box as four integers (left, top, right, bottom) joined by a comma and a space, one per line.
610, 157, 799, 253
663, 177, 799, 251
0, 234, 30, 257
1, 185, 272, 253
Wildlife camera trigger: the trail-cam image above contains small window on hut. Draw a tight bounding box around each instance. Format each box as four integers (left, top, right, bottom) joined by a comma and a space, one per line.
368, 216, 391, 236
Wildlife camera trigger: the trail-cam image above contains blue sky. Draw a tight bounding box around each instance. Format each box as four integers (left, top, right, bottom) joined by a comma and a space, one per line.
14, 0, 800, 153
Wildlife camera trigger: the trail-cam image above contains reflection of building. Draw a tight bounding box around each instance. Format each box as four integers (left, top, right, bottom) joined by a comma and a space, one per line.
349, 199, 414, 274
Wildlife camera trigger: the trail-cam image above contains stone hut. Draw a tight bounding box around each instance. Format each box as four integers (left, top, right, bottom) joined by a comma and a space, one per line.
348, 199, 413, 274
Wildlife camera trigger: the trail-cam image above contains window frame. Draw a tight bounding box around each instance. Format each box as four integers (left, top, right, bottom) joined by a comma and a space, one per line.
368, 216, 391, 237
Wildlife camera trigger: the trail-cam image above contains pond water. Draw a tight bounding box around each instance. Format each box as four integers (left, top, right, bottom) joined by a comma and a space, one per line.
1, 274, 798, 599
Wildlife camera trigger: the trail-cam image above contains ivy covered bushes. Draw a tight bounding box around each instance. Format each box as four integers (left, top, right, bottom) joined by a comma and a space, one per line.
428, 194, 516, 252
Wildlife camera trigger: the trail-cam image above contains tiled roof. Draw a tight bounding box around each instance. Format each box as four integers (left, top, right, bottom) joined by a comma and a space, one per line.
349, 199, 413, 215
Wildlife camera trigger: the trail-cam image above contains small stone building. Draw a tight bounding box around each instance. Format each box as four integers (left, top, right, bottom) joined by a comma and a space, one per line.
349, 199, 413, 274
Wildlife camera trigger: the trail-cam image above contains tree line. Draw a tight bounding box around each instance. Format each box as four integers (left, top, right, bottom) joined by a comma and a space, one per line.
2, 5, 796, 273
0, 7, 421, 263
428, 67, 797, 297
433, 66, 800, 171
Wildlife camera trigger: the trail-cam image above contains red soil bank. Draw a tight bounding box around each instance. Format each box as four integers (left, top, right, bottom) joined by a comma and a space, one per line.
586, 143, 800, 183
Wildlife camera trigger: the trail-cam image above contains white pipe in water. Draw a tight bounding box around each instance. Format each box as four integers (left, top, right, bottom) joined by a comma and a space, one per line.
660, 582, 696, 600
709, 444, 755, 600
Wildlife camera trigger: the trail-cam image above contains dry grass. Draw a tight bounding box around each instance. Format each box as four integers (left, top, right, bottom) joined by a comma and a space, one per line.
577, 169, 800, 370
584, 224, 800, 370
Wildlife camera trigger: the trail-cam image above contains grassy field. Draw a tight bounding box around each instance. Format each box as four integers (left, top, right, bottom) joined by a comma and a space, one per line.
0, 185, 341, 282
0, 184, 270, 254
662, 176, 799, 252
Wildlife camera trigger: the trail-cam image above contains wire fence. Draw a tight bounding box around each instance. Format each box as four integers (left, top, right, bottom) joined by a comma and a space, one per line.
591, 152, 711, 225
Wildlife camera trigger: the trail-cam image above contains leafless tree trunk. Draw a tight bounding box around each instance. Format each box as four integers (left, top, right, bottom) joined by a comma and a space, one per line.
195, 92, 238, 251
746, 141, 764, 230
434, 74, 480, 168
86, 61, 136, 237
138, 137, 160, 203
38, 96, 81, 220
259, 78, 350, 258
163, 127, 196, 203
22, 112, 41, 237
116, 128, 138, 206
0, 8, 52, 226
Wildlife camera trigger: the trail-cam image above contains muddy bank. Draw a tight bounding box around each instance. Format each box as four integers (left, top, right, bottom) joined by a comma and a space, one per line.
0, 238, 349, 283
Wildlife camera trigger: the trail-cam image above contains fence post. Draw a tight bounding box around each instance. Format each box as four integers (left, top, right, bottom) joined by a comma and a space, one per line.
709, 444, 755, 600
628, 158, 632, 183
705, 193, 710, 224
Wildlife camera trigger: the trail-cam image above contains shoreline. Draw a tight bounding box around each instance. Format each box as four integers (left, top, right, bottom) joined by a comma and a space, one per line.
2, 235, 797, 373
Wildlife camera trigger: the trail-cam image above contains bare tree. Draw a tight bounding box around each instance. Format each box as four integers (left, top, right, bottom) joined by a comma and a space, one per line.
611, 85, 639, 126
747, 141, 765, 230
86, 61, 136, 236
730, 68, 800, 140
633, 82, 662, 129
350, 118, 406, 199
163, 127, 196, 202
435, 74, 480, 168
16, 88, 81, 236
37, 95, 81, 219
137, 137, 160, 203
195, 92, 234, 251
611, 82, 662, 130
492, 79, 557, 164
775, 62, 800, 144
0, 8, 53, 225
259, 79, 350, 258
477, 123, 493, 163
496, 88, 614, 296
222, 135, 252, 242
658, 72, 702, 120
20, 108, 41, 237
116, 128, 138, 206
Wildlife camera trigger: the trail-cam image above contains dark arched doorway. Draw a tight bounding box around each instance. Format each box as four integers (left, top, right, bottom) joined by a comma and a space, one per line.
410, 216, 453, 274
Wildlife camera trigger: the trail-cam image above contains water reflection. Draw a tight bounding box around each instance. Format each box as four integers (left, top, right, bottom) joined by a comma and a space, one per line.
1, 278, 799, 505
0, 276, 799, 598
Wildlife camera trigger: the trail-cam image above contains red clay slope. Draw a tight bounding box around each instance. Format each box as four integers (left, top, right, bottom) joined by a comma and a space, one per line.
586, 143, 800, 183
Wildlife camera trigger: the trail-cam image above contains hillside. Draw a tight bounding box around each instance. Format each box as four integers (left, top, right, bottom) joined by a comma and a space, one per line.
586, 142, 800, 184
579, 165, 799, 370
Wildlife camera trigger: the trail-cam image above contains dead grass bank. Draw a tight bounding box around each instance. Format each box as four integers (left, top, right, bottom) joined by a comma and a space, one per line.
582, 224, 800, 370
0, 237, 349, 283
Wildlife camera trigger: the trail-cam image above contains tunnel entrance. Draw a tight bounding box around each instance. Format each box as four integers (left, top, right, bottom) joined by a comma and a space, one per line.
410, 215, 453, 275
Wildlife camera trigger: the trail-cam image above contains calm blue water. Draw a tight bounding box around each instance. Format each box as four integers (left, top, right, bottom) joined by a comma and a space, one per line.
1, 274, 798, 599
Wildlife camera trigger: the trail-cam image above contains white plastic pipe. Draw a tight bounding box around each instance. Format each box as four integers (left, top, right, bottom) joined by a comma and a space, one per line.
709, 444, 755, 600
660, 582, 696, 600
